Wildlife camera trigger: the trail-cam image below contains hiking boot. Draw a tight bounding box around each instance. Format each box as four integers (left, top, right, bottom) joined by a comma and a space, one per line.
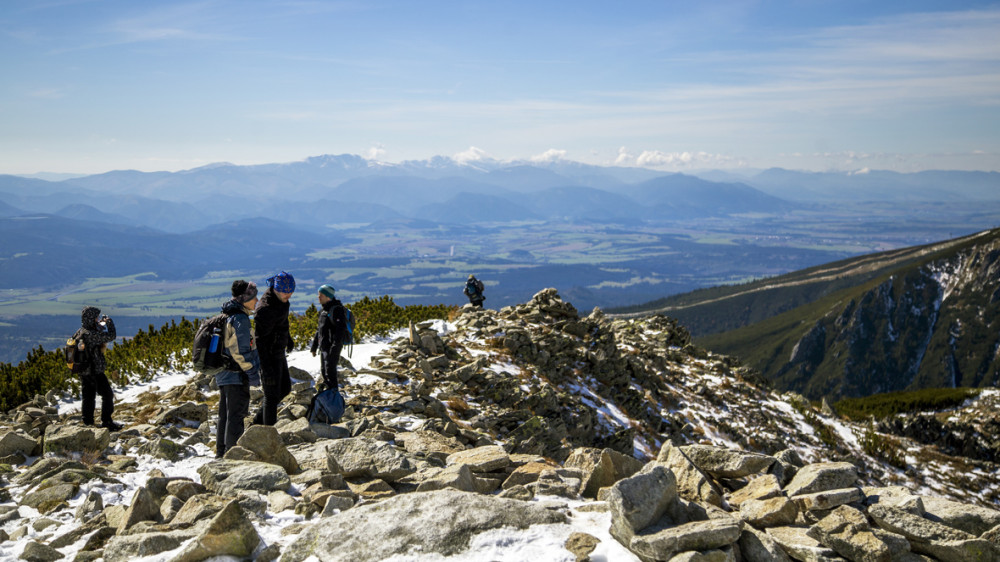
102, 421, 123, 431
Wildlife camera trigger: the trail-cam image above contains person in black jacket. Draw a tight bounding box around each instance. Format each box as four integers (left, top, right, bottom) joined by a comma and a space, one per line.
252, 270, 295, 426
464, 274, 485, 307
76, 306, 121, 430
310, 284, 347, 391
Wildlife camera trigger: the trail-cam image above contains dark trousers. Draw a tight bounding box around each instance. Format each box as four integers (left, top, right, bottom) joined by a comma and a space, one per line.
253, 355, 291, 426
321, 342, 344, 391
81, 372, 114, 426
217, 383, 250, 457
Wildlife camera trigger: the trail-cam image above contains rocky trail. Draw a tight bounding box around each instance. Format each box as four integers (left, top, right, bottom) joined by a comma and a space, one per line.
1, 288, 999, 561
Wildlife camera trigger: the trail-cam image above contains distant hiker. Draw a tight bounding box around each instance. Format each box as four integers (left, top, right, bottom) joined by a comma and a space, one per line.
252, 271, 296, 426
215, 279, 260, 458
75, 306, 121, 430
310, 284, 348, 392
464, 274, 485, 307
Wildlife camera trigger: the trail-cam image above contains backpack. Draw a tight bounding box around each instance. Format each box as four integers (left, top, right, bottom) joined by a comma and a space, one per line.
308, 388, 346, 424
465, 279, 481, 298
191, 313, 231, 375
328, 305, 356, 358
64, 330, 90, 375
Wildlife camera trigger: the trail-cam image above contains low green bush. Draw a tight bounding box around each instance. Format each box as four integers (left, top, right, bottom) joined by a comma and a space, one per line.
834, 387, 980, 421
0, 296, 455, 413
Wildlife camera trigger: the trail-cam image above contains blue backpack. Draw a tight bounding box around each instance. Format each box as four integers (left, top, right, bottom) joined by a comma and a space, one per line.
309, 388, 346, 424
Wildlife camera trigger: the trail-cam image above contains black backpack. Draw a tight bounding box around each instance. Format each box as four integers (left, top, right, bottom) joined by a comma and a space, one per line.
192, 313, 231, 375
466, 279, 482, 298
328, 305, 356, 357
64, 329, 90, 375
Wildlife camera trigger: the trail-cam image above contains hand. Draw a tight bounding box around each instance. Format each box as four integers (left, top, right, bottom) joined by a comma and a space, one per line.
311, 349, 316, 357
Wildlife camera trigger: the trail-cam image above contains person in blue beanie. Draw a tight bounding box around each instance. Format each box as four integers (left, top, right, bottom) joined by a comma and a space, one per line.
252, 270, 295, 425
216, 279, 260, 458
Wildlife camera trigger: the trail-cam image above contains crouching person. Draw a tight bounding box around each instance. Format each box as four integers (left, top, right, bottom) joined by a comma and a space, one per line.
215, 279, 261, 458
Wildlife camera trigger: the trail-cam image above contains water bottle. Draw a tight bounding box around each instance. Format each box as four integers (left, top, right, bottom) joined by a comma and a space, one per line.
208, 328, 220, 353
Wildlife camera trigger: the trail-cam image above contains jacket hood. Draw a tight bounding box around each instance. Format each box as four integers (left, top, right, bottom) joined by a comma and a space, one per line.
221, 298, 250, 316
82, 306, 101, 329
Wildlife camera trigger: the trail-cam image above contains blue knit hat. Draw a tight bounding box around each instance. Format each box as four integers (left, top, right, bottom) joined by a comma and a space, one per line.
318, 284, 336, 299
266, 271, 295, 294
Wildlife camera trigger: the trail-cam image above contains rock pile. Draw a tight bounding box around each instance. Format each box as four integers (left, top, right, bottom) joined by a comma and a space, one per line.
1, 288, 999, 560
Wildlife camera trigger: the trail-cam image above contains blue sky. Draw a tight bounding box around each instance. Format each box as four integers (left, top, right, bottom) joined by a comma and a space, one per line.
2, 0, 999, 174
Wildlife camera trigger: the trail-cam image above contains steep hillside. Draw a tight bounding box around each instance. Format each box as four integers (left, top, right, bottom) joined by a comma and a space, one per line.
2, 289, 999, 561
697, 229, 1000, 399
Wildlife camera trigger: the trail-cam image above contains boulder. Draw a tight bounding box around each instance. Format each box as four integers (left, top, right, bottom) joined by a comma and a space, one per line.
501, 461, 560, 489
738, 526, 793, 562
607, 464, 678, 546
42, 424, 110, 456
446, 445, 511, 473
280, 490, 566, 562
680, 445, 775, 479
565, 532, 600, 562
20, 483, 77, 514
630, 517, 743, 561
657, 442, 724, 507
740, 496, 799, 528
76, 490, 104, 521
170, 501, 261, 562
103, 527, 200, 562
171, 494, 230, 525
121, 487, 161, 529
792, 488, 865, 512
920, 495, 1000, 536
783, 462, 858, 497
0, 431, 37, 458
395, 430, 466, 462
808, 505, 906, 562
236, 425, 301, 475
729, 474, 782, 507
137, 438, 193, 462
325, 438, 416, 482
415, 464, 477, 493
766, 525, 841, 561
150, 401, 209, 425
19, 541, 63, 562
196, 460, 291, 496
868, 503, 1000, 561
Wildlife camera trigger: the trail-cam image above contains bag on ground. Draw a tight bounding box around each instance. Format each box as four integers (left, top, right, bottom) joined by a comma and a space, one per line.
309, 388, 346, 424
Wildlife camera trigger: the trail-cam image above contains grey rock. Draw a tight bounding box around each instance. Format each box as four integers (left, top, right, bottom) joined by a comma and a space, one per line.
0, 431, 37, 458
236, 425, 301, 475
279, 490, 566, 562
766, 526, 843, 562
920, 495, 1000, 536
680, 444, 775, 479
121, 486, 161, 529
739, 526, 793, 562
657, 442, 724, 507
75, 490, 104, 521
171, 493, 231, 525
103, 527, 200, 562
868, 503, 1000, 562
446, 445, 511, 473
268, 490, 298, 513
740, 496, 799, 528
784, 462, 858, 497
42, 424, 110, 456
150, 401, 209, 425
19, 541, 63, 562
160, 495, 185, 523
792, 488, 865, 512
196, 459, 291, 496
20, 483, 77, 514
607, 464, 678, 546
629, 516, 742, 561
565, 532, 600, 562
137, 438, 194, 462
416, 463, 477, 493
325, 437, 416, 482
730, 474, 783, 507
169, 501, 261, 562
808, 505, 903, 562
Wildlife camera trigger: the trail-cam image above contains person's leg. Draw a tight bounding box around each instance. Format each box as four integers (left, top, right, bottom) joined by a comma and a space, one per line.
225, 383, 250, 450
260, 382, 280, 425
80, 376, 96, 425
95, 373, 116, 427
216, 385, 230, 458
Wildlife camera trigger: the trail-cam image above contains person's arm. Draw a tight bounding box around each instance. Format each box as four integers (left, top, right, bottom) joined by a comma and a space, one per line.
226, 315, 260, 384
98, 317, 117, 344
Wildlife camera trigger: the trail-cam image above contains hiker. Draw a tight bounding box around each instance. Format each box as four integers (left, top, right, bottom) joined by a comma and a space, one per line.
310, 284, 348, 392
216, 279, 260, 458
252, 271, 295, 426
76, 306, 121, 430
464, 274, 485, 307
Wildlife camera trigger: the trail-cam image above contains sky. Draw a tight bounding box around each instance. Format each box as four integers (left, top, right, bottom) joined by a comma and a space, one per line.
1, 0, 999, 175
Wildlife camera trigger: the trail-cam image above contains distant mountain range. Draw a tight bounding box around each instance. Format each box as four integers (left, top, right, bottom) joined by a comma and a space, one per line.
620, 229, 1000, 400
4, 155, 997, 234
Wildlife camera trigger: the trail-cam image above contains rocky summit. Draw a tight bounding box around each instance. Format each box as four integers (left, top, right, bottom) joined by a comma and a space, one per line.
1, 288, 1000, 561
